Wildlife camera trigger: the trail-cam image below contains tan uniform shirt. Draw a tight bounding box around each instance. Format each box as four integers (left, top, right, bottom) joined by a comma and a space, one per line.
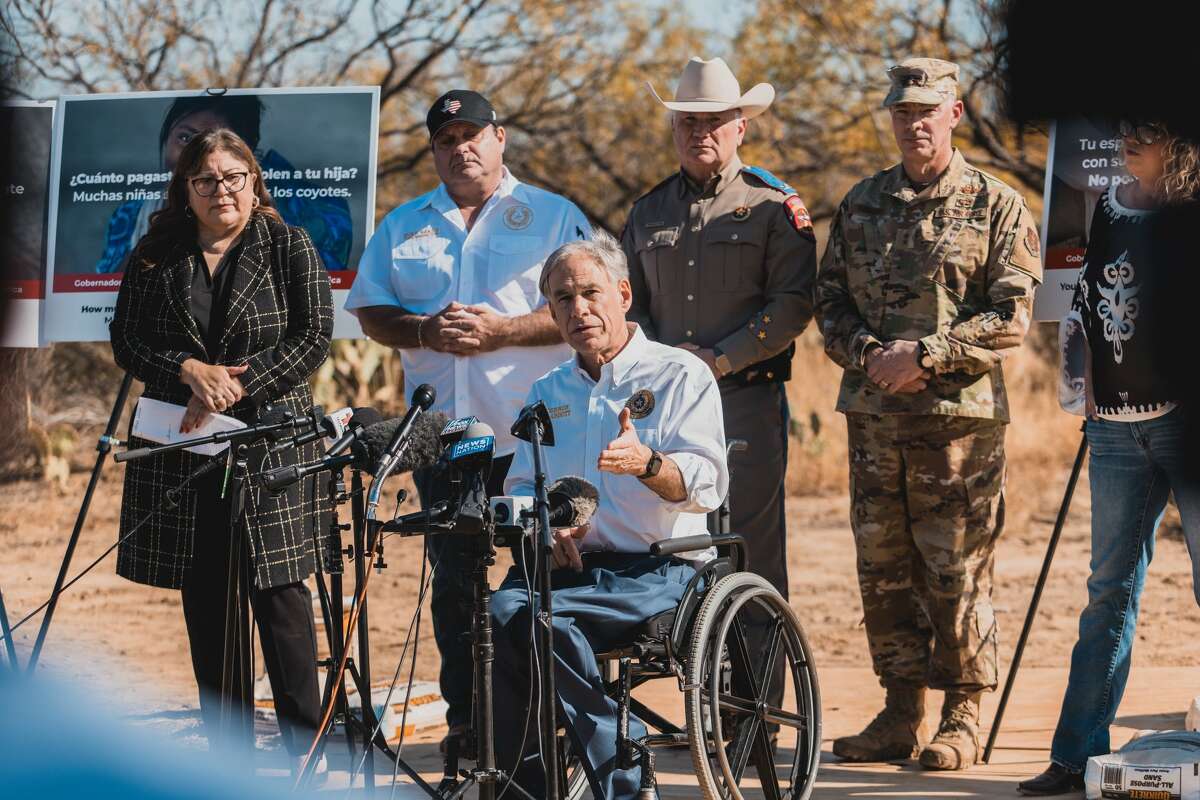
815, 149, 1042, 421
621, 156, 817, 373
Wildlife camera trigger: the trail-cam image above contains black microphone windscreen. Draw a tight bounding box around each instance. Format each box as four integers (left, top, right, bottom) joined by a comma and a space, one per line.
547, 475, 599, 528
348, 407, 382, 429
357, 411, 448, 474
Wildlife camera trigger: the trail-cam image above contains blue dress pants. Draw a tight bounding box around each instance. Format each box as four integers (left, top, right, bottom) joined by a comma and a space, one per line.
491, 552, 695, 800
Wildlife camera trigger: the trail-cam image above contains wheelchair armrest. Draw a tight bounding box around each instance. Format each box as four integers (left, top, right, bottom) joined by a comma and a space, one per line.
650, 533, 746, 558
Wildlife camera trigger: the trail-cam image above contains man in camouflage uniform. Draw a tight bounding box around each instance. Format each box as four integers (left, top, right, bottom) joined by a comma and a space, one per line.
622, 56, 817, 719
816, 58, 1042, 770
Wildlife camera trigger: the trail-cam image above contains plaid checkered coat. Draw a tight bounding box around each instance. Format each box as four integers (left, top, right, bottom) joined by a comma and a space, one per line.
110, 214, 334, 590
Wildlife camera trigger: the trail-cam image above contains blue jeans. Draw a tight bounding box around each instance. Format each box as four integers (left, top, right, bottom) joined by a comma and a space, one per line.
1050, 408, 1200, 771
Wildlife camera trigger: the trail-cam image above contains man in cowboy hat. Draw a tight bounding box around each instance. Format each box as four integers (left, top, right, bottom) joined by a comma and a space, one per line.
816, 57, 1041, 770
621, 55, 817, 714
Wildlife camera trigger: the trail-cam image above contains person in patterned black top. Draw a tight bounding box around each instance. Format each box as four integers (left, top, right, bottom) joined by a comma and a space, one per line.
110, 129, 333, 778
1020, 120, 1200, 796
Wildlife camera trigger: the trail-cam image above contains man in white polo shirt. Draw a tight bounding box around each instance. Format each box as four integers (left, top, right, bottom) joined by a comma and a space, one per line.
345, 89, 589, 745
491, 230, 728, 799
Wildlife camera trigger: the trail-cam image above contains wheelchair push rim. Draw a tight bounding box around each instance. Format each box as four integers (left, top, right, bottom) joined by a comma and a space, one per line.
685, 572, 821, 800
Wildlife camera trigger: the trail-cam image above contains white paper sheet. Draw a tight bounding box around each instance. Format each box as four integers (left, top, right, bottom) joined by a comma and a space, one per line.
130, 397, 246, 457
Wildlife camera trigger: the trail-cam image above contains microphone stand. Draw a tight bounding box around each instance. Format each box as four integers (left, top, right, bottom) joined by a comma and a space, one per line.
26, 371, 133, 673
302, 465, 402, 794
384, 504, 538, 800
526, 413, 562, 800
219, 442, 255, 754
510, 399, 562, 800
1, 587, 18, 670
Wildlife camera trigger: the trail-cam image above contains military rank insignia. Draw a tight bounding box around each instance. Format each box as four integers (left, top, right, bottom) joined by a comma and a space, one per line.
625, 389, 655, 419
784, 195, 813, 234
732, 206, 751, 221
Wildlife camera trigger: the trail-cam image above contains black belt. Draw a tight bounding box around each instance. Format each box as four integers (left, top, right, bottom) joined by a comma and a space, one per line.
719, 343, 794, 388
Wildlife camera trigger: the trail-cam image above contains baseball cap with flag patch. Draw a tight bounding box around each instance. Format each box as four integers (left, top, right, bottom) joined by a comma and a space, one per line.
426, 90, 498, 139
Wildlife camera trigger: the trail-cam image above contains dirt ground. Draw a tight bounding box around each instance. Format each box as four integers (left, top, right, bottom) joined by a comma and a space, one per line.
2, 457, 1198, 795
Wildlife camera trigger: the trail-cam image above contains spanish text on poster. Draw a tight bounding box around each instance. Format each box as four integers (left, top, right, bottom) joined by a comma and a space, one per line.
1035, 117, 1132, 321
2, 101, 54, 348
44, 87, 379, 342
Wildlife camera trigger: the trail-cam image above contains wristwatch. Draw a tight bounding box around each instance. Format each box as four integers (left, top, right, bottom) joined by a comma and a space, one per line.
713, 347, 733, 378
638, 449, 663, 479
918, 342, 934, 369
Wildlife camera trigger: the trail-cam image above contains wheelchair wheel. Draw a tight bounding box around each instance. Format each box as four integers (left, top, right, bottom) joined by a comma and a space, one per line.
684, 572, 821, 799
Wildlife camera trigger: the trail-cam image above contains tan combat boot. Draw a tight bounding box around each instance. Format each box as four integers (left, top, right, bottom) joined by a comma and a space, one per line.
832, 686, 926, 762
919, 691, 981, 770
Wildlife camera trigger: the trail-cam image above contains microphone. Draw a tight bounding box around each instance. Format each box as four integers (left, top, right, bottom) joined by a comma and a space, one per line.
325, 407, 383, 456
259, 411, 443, 495
372, 384, 436, 480
260, 450, 357, 494
356, 411, 447, 474
546, 476, 599, 528
270, 405, 353, 453
439, 415, 478, 446
446, 421, 496, 535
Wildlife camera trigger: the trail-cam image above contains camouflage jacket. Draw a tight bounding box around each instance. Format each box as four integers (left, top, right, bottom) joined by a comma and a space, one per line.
815, 150, 1042, 421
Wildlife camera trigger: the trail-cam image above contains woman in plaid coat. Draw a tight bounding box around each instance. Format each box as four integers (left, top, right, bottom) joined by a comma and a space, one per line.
109, 128, 332, 770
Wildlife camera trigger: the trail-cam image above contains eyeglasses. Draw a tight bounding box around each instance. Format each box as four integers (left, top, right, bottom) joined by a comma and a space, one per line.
1118, 119, 1166, 146
190, 171, 249, 197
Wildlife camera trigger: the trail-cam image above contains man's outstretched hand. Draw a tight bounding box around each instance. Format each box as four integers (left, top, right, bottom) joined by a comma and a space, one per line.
598, 408, 651, 476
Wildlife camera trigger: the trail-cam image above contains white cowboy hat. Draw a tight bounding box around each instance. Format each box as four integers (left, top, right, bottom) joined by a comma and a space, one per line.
647, 56, 775, 119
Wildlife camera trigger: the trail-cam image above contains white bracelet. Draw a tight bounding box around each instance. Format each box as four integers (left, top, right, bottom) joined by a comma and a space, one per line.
417, 316, 427, 349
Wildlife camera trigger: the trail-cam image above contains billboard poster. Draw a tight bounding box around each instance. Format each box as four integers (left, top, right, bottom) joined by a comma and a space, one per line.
1035, 117, 1132, 321
1, 101, 54, 348
44, 87, 379, 341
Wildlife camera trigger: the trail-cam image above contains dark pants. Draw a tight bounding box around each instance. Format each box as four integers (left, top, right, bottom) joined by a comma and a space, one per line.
180, 470, 321, 757
491, 553, 696, 800
415, 453, 513, 729
719, 381, 790, 713
718, 381, 790, 595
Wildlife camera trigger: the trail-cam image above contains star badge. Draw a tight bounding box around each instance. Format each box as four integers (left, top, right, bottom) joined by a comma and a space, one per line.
625, 389, 656, 420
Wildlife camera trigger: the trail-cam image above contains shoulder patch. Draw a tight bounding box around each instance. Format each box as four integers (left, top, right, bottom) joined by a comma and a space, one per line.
742, 165, 797, 196
784, 195, 814, 237
1024, 227, 1040, 258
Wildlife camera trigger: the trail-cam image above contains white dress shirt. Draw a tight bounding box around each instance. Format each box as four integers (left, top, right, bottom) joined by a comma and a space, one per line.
345, 168, 589, 454
505, 325, 729, 554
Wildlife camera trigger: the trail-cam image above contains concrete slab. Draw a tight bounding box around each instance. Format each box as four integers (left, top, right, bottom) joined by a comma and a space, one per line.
312, 666, 1197, 798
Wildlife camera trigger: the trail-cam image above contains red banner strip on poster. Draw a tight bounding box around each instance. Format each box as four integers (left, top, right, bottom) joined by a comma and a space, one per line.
53, 272, 357, 292
1, 280, 46, 299
1045, 246, 1085, 271
54, 275, 124, 292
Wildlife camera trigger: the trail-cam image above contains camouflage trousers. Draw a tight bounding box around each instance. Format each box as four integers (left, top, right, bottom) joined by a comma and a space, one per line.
846, 413, 1006, 693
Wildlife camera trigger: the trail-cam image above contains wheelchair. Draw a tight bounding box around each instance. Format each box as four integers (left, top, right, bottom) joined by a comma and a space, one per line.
558, 441, 822, 800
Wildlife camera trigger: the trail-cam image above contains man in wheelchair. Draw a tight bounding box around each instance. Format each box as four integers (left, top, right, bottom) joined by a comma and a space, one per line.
491, 230, 730, 798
